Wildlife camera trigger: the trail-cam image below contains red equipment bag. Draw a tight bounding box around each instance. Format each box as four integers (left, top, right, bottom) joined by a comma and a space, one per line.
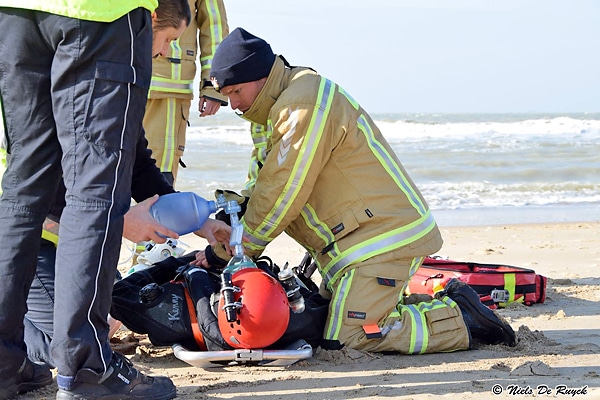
407, 257, 547, 309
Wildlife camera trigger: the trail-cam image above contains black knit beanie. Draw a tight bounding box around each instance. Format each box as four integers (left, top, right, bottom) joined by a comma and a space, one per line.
210, 27, 276, 91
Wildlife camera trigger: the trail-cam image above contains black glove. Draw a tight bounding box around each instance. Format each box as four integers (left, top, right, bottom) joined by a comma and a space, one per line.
204, 245, 229, 269
214, 189, 249, 226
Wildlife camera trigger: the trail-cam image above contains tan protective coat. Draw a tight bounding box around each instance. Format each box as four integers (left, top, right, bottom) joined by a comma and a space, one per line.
144, 0, 228, 180
232, 57, 470, 353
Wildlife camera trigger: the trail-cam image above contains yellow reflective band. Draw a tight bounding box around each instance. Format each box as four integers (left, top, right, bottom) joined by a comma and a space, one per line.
0, 148, 6, 196
357, 114, 428, 216
42, 218, 60, 246
200, 55, 213, 73
402, 304, 424, 354
0, 1, 159, 23
299, 204, 339, 257
409, 256, 425, 279
201, 0, 226, 71
402, 298, 455, 354
149, 77, 193, 94
323, 211, 436, 288
338, 86, 360, 110
169, 40, 183, 81
206, 0, 224, 52
325, 268, 355, 340
253, 78, 335, 241
41, 230, 59, 246
244, 123, 270, 192
157, 98, 178, 173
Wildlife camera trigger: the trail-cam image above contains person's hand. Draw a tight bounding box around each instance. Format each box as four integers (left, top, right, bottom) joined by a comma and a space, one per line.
193, 219, 232, 251
190, 250, 208, 267
199, 97, 221, 117
122, 195, 179, 243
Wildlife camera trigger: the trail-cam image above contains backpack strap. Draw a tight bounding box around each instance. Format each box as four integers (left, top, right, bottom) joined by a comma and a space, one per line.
180, 281, 208, 351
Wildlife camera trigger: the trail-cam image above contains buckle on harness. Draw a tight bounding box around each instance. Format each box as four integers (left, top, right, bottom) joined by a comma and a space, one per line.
234, 349, 264, 362
490, 289, 510, 303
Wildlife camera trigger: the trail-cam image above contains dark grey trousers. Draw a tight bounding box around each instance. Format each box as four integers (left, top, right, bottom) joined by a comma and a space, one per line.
0, 7, 152, 389
23, 239, 59, 369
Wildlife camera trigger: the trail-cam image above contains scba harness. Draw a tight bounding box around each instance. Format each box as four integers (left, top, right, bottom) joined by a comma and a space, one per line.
110, 253, 329, 354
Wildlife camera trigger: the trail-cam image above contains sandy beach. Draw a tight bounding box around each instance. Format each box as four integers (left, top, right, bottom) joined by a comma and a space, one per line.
22, 221, 600, 399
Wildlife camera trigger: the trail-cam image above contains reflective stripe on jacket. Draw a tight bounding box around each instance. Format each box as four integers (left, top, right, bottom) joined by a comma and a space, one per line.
148, 0, 228, 102
239, 57, 443, 289
242, 123, 269, 196
0, 0, 158, 22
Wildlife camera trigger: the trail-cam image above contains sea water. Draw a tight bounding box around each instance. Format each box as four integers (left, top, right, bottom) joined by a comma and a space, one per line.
175, 111, 600, 227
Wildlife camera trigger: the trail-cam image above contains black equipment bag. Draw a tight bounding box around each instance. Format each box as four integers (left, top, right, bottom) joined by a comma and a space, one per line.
111, 253, 330, 351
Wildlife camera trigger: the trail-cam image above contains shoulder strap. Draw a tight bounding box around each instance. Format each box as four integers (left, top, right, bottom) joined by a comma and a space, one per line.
179, 280, 207, 351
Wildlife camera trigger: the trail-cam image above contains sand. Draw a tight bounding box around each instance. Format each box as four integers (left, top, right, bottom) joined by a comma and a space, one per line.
21, 222, 600, 399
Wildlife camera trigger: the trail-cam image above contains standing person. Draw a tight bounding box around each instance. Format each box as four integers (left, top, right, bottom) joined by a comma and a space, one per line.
145, 0, 229, 187
199, 27, 516, 355
0, 1, 189, 400
23, 133, 233, 371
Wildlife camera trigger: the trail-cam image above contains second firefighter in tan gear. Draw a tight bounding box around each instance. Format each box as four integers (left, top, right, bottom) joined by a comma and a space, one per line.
136, 0, 228, 261
145, 0, 228, 186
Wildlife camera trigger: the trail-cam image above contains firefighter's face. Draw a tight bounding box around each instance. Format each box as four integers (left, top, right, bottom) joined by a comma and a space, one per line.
151, 21, 187, 58
220, 78, 267, 113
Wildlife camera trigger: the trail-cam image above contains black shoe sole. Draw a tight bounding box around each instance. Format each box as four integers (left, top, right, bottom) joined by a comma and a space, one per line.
17, 379, 53, 395
446, 280, 517, 347
16, 365, 53, 395
56, 383, 177, 400
56, 386, 176, 400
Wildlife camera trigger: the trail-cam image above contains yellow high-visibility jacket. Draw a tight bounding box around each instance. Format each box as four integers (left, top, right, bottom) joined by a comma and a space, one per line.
148, 0, 228, 104
0, 0, 157, 22
239, 57, 443, 289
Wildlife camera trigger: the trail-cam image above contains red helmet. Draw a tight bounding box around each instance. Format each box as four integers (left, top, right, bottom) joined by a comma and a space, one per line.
218, 268, 290, 349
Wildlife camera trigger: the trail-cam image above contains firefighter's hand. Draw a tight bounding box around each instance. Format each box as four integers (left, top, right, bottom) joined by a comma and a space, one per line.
190, 250, 209, 268
193, 219, 232, 253
123, 195, 179, 243
199, 97, 221, 117
190, 244, 230, 270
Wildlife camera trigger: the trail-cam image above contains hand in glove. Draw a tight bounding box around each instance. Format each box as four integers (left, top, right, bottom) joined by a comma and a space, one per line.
190, 244, 229, 270
214, 189, 249, 226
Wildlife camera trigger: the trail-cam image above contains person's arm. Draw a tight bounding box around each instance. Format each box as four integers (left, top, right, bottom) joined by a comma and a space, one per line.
131, 132, 176, 202
124, 132, 178, 243
240, 103, 334, 259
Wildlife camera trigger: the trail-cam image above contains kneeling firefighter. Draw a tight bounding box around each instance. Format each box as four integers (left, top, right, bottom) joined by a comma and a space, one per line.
110, 252, 329, 351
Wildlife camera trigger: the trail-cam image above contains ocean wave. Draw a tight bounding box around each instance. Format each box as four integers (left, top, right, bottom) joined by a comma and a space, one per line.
377, 116, 600, 140
422, 181, 600, 210
179, 113, 600, 215
187, 114, 600, 144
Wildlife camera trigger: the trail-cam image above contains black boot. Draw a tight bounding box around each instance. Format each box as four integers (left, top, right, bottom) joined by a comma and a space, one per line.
436, 278, 517, 347
0, 358, 52, 400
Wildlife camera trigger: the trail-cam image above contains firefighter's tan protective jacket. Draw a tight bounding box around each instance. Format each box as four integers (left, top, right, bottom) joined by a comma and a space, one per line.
148, 0, 228, 104
238, 57, 443, 290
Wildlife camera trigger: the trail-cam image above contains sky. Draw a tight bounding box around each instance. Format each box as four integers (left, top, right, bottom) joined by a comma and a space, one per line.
222, 0, 600, 114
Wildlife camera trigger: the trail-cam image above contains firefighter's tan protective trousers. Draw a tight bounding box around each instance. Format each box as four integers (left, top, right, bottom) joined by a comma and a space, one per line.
322, 249, 471, 354
143, 97, 190, 185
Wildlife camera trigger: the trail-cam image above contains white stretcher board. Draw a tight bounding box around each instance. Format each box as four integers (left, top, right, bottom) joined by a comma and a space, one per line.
172, 339, 313, 368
